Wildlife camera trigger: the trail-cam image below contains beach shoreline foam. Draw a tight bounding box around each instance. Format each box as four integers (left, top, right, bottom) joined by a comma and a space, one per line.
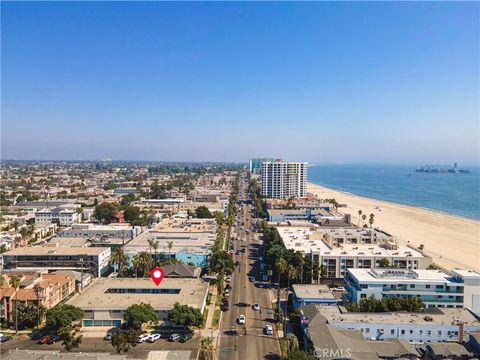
308, 181, 480, 271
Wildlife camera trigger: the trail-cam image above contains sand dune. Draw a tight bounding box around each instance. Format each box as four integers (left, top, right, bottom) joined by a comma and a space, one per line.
308, 182, 480, 271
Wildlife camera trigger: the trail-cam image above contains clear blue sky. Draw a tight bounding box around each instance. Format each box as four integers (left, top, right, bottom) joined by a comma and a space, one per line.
2, 2, 479, 164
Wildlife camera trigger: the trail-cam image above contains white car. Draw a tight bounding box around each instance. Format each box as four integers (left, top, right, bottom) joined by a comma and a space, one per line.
147, 333, 161, 343
238, 315, 246, 325
252, 303, 260, 311
264, 325, 273, 335
225, 276, 232, 283
137, 333, 150, 343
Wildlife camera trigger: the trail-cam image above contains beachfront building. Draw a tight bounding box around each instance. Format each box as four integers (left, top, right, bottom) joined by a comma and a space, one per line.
249, 157, 275, 174
346, 268, 480, 312
276, 226, 432, 279
1, 244, 111, 277
0, 271, 76, 323
261, 160, 307, 199
67, 277, 208, 327
301, 304, 480, 343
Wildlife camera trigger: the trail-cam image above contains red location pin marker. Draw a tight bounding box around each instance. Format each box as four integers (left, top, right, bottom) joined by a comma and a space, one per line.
150, 267, 165, 286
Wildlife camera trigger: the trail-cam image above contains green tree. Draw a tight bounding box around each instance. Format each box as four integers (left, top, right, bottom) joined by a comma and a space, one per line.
209, 250, 234, 275
369, 213, 375, 227
46, 304, 84, 329
195, 206, 213, 219
121, 193, 136, 207
275, 258, 288, 316
124, 302, 158, 329
418, 244, 425, 251
281, 351, 316, 360
111, 247, 128, 273
58, 325, 82, 352
9, 275, 21, 333
16, 302, 45, 330
198, 337, 215, 360
94, 202, 120, 224
124, 205, 141, 224
167, 240, 173, 258
286, 333, 299, 353
379, 258, 391, 268
357, 210, 363, 226
111, 330, 138, 354
168, 302, 203, 327
213, 211, 226, 225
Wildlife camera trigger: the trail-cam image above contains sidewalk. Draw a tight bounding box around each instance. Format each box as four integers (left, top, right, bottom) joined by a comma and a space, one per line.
204, 284, 218, 330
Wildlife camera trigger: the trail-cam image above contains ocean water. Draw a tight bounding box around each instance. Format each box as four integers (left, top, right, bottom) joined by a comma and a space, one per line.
308, 164, 480, 220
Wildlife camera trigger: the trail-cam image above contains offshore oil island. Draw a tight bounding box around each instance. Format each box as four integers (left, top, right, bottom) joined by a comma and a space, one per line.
415, 162, 470, 174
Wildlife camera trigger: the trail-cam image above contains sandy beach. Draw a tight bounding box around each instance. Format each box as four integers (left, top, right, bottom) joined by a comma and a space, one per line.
308, 182, 480, 271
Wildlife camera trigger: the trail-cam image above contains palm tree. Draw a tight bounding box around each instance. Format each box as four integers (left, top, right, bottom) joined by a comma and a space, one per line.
286, 333, 299, 353
137, 251, 152, 277
369, 213, 375, 228
284, 265, 298, 337
167, 241, 173, 259
361, 214, 367, 226
275, 258, 288, 316
198, 337, 215, 360
12, 221, 19, 232
111, 248, 128, 274
357, 210, 362, 226
9, 275, 21, 333
132, 254, 142, 278
147, 238, 156, 257
19, 227, 29, 245
151, 240, 159, 262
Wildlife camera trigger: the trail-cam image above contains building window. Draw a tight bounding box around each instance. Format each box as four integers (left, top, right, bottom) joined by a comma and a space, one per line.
401, 330, 405, 335
391, 329, 395, 335
365, 328, 370, 334
410, 284, 415, 288
427, 331, 431, 336
438, 331, 442, 336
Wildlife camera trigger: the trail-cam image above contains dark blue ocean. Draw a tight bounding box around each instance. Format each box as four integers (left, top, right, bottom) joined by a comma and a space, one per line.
308, 165, 480, 220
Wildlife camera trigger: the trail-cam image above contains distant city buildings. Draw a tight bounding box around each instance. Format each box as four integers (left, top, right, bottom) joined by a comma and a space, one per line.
261, 160, 307, 199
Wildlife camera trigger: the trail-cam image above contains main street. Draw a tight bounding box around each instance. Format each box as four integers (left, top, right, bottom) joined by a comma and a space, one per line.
218, 175, 281, 360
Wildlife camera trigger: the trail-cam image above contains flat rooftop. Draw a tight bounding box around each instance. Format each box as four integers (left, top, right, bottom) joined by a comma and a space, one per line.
3, 245, 108, 256
348, 268, 458, 284
315, 305, 480, 327
276, 226, 423, 258
292, 284, 336, 300
67, 277, 208, 311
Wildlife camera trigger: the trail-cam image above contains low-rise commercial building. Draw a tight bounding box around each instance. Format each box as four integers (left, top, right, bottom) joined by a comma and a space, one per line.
292, 284, 340, 308
57, 223, 140, 241
67, 277, 209, 327
346, 268, 480, 313
1, 244, 111, 277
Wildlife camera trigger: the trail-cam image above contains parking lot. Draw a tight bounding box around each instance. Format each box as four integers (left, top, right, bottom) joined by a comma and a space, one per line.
0, 334, 200, 359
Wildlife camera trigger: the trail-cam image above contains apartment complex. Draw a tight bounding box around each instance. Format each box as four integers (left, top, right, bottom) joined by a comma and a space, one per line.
57, 223, 139, 241
1, 244, 111, 277
346, 268, 480, 313
276, 226, 432, 279
261, 160, 307, 199
67, 277, 208, 327
35, 208, 79, 226
304, 304, 480, 343
0, 271, 76, 323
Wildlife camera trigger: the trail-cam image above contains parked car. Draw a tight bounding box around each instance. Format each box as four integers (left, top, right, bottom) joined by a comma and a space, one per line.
225, 283, 232, 290
249, 276, 255, 282
252, 303, 260, 311
137, 333, 150, 343
168, 333, 180, 342
237, 315, 246, 325
179, 333, 193, 342
0, 335, 12, 343
29, 331, 44, 340
264, 325, 273, 335
103, 333, 112, 341
37, 335, 52, 344
147, 334, 161, 343
47, 335, 61, 345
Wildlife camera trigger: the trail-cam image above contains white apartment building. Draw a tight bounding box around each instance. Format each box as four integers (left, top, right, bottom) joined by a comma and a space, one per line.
261, 161, 307, 199
35, 208, 79, 226
276, 226, 432, 279
309, 305, 480, 343
346, 268, 480, 313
